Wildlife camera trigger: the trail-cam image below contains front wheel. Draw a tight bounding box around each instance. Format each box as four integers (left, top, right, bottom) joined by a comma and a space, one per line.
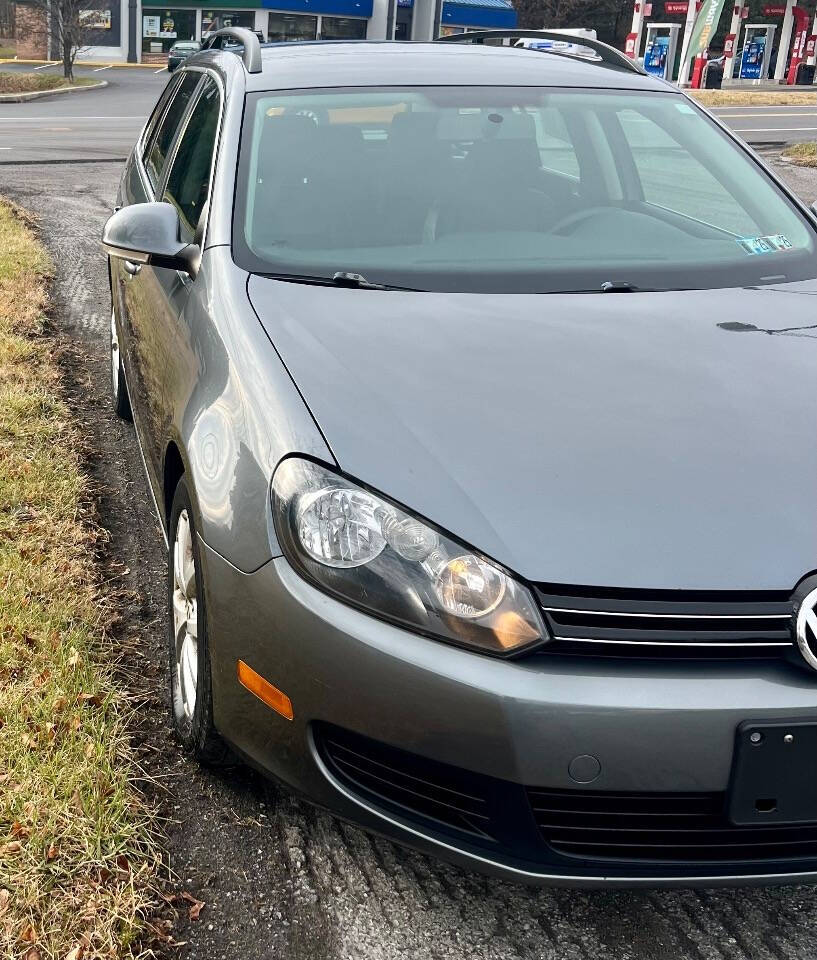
167, 477, 231, 765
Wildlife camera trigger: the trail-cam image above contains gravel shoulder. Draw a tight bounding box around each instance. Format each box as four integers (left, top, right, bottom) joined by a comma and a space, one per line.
3, 157, 817, 960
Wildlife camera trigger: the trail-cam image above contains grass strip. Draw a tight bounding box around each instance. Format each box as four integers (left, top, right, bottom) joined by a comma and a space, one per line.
690, 89, 817, 107
0, 200, 160, 959
782, 141, 817, 167
0, 72, 98, 94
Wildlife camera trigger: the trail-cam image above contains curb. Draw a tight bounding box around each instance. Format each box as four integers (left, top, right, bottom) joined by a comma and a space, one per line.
0, 79, 108, 102
0, 58, 158, 69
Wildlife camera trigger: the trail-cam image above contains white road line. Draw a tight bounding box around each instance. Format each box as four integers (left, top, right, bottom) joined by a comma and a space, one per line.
33, 62, 58, 70
153, 67, 166, 74
0, 147, 10, 150
93, 64, 112, 72
731, 126, 817, 132
0, 116, 142, 121
717, 112, 817, 118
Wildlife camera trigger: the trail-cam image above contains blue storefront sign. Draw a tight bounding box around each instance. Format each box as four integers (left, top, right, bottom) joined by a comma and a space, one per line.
400, 0, 516, 28
262, 0, 373, 16
440, 0, 516, 28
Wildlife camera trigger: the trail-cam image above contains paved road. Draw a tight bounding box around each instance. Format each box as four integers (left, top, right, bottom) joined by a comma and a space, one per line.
0, 64, 167, 162
712, 104, 817, 145
1, 149, 817, 960
0, 63, 815, 161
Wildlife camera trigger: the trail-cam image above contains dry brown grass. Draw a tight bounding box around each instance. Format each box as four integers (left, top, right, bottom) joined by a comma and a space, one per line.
690, 89, 817, 107
0, 200, 161, 959
782, 141, 817, 167
0, 72, 97, 94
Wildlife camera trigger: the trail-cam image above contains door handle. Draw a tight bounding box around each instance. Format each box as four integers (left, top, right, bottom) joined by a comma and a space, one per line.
124, 260, 142, 277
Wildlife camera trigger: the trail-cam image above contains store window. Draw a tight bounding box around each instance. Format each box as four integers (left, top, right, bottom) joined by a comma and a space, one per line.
394, 6, 411, 39
267, 12, 317, 41
142, 7, 196, 54
321, 16, 366, 39
201, 9, 254, 34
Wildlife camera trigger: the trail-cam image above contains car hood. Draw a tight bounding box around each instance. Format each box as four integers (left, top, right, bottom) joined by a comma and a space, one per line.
248, 277, 817, 590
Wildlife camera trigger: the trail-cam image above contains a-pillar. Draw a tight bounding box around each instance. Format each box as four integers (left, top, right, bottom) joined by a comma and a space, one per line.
722, 2, 746, 82
678, 0, 701, 85
774, 0, 796, 81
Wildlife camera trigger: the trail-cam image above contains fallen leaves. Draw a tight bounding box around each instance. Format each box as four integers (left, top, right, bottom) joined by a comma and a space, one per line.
165, 890, 206, 921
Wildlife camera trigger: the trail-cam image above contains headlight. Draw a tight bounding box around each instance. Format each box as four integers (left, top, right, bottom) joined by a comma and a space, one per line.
271, 457, 547, 656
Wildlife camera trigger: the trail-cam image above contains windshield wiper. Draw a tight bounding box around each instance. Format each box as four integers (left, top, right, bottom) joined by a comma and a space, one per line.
331, 271, 391, 290
255, 270, 420, 291
600, 280, 638, 293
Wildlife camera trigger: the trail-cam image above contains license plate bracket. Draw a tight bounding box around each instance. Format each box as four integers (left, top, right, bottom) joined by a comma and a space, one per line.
728, 719, 817, 826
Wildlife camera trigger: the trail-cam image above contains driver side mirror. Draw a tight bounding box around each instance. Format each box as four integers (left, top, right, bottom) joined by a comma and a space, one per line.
102, 202, 201, 278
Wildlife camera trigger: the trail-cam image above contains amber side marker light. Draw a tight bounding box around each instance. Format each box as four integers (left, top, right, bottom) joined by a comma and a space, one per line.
237, 660, 294, 720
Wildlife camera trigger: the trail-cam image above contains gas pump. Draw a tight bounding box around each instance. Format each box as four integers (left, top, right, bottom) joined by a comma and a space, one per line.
643, 22, 682, 78
739, 24, 776, 79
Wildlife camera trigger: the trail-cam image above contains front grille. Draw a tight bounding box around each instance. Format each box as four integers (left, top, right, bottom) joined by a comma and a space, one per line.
318, 724, 498, 839
318, 725, 817, 875
535, 585, 793, 660
528, 787, 817, 863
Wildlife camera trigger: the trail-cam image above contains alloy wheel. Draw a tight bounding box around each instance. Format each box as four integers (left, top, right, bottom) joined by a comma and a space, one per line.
172, 509, 199, 721
110, 309, 120, 398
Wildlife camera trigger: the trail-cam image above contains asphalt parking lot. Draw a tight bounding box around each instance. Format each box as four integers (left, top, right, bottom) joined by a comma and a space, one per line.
2, 63, 817, 960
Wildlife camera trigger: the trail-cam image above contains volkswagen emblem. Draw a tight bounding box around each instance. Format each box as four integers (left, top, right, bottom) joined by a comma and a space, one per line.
795, 585, 817, 672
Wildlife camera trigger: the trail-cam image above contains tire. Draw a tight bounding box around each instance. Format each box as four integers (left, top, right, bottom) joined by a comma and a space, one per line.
167, 477, 231, 765
110, 308, 132, 421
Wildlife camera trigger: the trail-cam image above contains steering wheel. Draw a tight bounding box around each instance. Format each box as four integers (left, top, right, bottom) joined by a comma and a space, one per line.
550, 206, 615, 236
287, 106, 329, 126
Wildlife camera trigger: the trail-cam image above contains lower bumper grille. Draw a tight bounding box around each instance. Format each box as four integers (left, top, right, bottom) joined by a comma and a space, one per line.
535, 585, 794, 660
528, 787, 817, 863
317, 725, 817, 875
319, 724, 498, 840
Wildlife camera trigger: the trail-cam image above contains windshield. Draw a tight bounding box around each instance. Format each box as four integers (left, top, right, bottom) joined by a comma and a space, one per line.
233, 86, 816, 294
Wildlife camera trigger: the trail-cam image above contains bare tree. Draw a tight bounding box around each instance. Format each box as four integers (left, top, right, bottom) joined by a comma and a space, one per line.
514, 0, 633, 46
29, 0, 99, 80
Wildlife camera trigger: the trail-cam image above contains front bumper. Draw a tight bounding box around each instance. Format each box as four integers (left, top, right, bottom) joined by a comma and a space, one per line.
202, 543, 817, 886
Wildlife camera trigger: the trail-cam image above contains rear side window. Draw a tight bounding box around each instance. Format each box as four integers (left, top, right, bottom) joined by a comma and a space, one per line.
163, 77, 221, 242
141, 75, 181, 160
145, 72, 200, 191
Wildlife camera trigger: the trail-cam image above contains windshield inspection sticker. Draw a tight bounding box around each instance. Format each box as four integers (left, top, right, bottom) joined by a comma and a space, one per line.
737, 235, 793, 255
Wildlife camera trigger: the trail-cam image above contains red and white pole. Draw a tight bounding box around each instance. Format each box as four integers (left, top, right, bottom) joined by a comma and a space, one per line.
625, 0, 647, 59
722, 2, 746, 81
678, 0, 702, 85
774, 0, 796, 82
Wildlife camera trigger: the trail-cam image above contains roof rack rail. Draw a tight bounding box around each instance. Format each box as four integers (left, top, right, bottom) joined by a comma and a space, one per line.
204, 26, 262, 73
435, 29, 645, 76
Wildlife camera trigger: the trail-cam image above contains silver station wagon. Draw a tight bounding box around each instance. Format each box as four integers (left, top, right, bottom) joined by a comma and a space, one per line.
103, 28, 817, 886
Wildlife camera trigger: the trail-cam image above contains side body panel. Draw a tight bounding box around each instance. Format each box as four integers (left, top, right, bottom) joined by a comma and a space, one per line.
170, 248, 333, 572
